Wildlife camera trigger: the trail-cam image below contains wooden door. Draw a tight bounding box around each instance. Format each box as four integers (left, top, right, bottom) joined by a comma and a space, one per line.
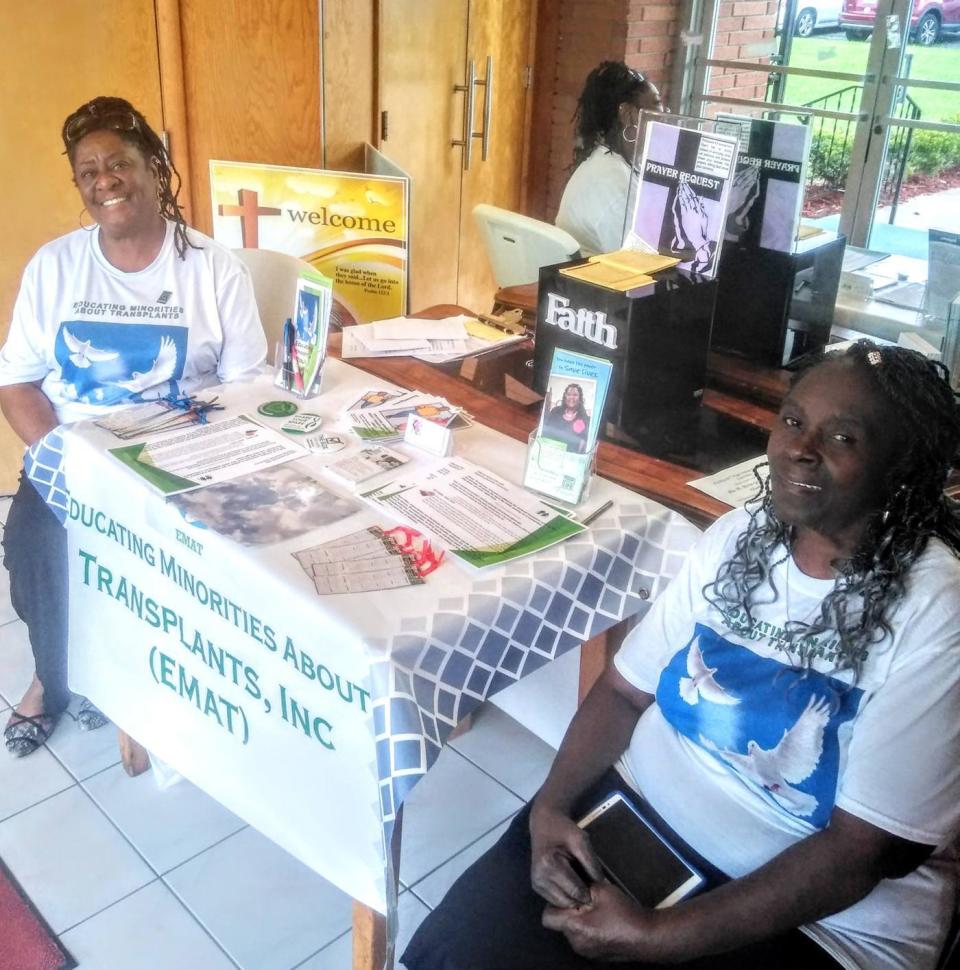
456, 0, 537, 314
0, 3, 163, 490
176, 0, 323, 237
378, 0, 469, 311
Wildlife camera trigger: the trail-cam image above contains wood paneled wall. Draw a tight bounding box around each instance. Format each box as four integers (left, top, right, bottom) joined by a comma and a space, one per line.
0, 2, 163, 490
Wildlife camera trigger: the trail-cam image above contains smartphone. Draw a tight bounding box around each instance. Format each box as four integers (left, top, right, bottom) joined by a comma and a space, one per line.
577, 791, 705, 909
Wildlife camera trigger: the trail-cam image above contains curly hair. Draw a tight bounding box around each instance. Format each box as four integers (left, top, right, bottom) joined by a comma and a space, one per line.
62, 96, 195, 260
704, 341, 960, 679
571, 61, 657, 168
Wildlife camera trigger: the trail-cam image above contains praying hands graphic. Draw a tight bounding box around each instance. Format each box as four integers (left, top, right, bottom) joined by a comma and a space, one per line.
671, 181, 713, 273
725, 165, 761, 240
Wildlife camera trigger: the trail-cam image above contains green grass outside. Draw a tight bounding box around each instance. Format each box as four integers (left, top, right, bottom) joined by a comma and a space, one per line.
780, 34, 960, 123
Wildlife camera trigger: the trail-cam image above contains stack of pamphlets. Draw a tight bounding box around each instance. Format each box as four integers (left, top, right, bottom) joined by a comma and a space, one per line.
345, 390, 471, 444
276, 269, 333, 397
524, 349, 613, 505
559, 250, 680, 292
341, 313, 525, 363
714, 114, 810, 253
324, 446, 410, 487
625, 120, 739, 278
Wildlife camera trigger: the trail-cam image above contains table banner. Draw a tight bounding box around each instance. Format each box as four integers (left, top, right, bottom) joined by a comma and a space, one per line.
27, 362, 701, 919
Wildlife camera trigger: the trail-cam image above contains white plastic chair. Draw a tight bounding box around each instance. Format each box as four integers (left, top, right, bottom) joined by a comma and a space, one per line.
472, 204, 580, 289
234, 248, 318, 358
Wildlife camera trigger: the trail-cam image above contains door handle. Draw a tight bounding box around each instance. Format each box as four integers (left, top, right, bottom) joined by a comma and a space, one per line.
475, 55, 494, 161
452, 59, 477, 170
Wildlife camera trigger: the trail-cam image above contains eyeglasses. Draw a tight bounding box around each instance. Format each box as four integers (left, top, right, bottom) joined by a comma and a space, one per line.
63, 109, 139, 147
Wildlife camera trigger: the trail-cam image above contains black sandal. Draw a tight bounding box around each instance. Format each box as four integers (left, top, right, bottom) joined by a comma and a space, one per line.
4, 712, 57, 759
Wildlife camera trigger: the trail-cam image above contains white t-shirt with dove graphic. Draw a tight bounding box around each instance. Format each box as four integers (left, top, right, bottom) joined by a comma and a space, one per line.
615, 507, 960, 970
0, 220, 266, 424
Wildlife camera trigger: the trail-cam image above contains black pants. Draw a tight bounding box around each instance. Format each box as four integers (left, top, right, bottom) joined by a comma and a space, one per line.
2, 473, 71, 717
401, 770, 842, 970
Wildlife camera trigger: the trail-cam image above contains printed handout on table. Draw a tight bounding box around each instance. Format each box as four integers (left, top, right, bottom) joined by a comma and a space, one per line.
108, 415, 305, 496
687, 455, 768, 508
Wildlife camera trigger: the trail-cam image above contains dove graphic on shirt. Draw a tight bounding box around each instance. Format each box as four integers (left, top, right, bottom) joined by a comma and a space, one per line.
62, 327, 120, 368
113, 335, 178, 394
700, 694, 831, 817
679, 634, 739, 706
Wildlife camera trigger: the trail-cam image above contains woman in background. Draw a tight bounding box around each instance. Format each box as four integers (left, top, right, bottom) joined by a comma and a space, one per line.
555, 62, 664, 257
0, 96, 266, 757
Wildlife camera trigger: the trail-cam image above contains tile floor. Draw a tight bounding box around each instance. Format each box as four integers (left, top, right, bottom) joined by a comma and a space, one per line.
0, 494, 570, 969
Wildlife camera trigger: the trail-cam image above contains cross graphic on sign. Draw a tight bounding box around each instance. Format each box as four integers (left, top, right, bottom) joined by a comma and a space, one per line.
217, 188, 281, 248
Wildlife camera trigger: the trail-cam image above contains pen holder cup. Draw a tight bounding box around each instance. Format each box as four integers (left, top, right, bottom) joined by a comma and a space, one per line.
274, 340, 322, 399
522, 431, 597, 508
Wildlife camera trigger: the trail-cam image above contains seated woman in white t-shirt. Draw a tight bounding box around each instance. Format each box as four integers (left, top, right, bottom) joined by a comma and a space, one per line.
402, 343, 960, 970
555, 62, 664, 257
0, 96, 266, 757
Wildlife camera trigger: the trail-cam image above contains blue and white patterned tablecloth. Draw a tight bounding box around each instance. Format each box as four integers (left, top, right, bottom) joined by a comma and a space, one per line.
28, 363, 701, 930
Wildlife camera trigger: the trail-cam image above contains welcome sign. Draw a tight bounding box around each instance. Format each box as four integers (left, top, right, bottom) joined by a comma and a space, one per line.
210, 160, 409, 326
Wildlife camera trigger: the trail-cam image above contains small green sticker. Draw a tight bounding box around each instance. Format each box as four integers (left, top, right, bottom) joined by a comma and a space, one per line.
281, 413, 324, 434
257, 400, 299, 418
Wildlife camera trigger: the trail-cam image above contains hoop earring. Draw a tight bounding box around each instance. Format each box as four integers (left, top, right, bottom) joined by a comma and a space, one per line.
78, 208, 96, 232
622, 123, 639, 144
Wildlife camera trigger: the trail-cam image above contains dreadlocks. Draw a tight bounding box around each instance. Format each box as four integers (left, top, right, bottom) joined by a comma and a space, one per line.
571, 62, 656, 168
704, 341, 960, 680
61, 96, 195, 260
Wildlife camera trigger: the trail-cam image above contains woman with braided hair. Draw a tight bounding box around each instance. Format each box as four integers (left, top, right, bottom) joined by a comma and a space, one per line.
555, 61, 663, 256
403, 342, 960, 970
0, 96, 266, 756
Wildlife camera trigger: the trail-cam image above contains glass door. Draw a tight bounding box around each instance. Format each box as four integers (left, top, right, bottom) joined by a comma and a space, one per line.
681, 0, 960, 344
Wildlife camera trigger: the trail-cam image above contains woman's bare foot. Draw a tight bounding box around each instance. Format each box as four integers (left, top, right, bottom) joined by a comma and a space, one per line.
13, 673, 45, 720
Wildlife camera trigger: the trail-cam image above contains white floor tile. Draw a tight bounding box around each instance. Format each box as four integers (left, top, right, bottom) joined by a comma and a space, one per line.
399, 746, 523, 887
45, 705, 122, 782
0, 737, 75, 821
450, 704, 556, 801
297, 890, 430, 970
409, 813, 514, 909
0, 560, 18, 626
165, 826, 353, 970
489, 644, 580, 750
0, 619, 33, 706
84, 764, 246, 874
60, 879, 236, 970
0, 786, 155, 932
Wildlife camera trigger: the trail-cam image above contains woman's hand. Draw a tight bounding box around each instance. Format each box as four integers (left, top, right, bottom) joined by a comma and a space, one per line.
529, 800, 604, 909
542, 881, 661, 962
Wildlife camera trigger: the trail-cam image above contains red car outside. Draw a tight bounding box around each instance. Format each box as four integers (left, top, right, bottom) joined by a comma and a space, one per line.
841, 0, 960, 44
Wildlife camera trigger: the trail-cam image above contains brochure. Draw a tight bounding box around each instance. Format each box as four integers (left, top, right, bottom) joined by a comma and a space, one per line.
362, 457, 584, 569
325, 446, 410, 486
108, 415, 305, 496
687, 455, 768, 508
714, 114, 810, 253
625, 121, 739, 277
536, 349, 612, 455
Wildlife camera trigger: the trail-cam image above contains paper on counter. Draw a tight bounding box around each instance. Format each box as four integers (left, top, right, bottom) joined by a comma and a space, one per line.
370, 315, 469, 341
687, 455, 768, 508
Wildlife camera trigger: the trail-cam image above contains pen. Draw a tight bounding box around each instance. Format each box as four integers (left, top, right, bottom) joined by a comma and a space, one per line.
282, 318, 295, 392
581, 499, 613, 526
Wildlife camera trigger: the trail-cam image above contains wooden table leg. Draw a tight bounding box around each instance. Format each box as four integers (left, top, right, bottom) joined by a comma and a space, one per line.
352, 902, 387, 970
578, 621, 633, 703
118, 730, 150, 777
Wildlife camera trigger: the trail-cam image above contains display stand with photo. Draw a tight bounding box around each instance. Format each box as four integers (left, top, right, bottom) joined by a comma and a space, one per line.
275, 269, 333, 398
524, 349, 612, 505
